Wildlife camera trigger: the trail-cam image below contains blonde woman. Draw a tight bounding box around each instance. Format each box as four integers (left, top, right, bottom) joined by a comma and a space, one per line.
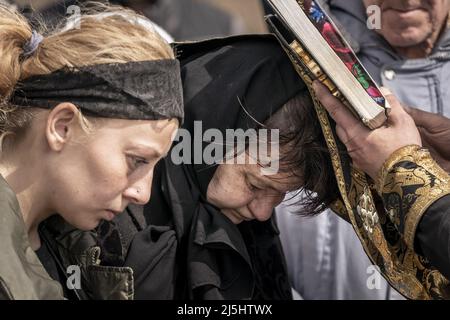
0, 4, 182, 300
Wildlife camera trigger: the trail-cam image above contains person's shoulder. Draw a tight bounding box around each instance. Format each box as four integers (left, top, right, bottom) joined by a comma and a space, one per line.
0, 175, 26, 260
434, 27, 450, 52
0, 276, 13, 300
0, 175, 21, 222
326, 0, 366, 21
0, 177, 29, 300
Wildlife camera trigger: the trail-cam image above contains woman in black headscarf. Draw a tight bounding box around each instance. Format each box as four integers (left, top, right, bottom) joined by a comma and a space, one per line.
105, 34, 339, 300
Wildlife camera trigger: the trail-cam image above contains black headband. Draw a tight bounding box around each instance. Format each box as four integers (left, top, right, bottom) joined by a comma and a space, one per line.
11, 59, 184, 123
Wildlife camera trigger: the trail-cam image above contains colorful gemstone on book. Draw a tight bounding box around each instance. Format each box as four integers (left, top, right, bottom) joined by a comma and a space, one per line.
304, 0, 386, 108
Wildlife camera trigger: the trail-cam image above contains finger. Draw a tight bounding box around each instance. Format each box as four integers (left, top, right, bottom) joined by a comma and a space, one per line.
381, 89, 412, 125
380, 87, 411, 115
312, 81, 361, 129
335, 125, 347, 143
402, 105, 412, 114
382, 89, 402, 115
406, 106, 450, 129
379, 87, 392, 96
336, 125, 365, 153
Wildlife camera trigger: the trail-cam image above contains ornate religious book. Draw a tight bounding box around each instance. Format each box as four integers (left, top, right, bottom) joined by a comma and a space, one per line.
265, 0, 390, 129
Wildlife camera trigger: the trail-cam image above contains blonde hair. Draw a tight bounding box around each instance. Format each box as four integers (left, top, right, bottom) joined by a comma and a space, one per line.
0, 2, 174, 147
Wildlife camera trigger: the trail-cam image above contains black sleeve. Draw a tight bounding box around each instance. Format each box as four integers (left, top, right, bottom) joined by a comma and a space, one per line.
415, 194, 450, 280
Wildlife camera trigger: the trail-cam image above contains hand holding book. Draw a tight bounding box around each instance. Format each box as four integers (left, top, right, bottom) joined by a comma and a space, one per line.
405, 107, 450, 173
265, 0, 390, 129
312, 80, 422, 180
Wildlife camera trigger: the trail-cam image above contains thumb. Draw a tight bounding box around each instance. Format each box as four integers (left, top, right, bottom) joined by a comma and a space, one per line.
381, 89, 409, 123
407, 107, 449, 129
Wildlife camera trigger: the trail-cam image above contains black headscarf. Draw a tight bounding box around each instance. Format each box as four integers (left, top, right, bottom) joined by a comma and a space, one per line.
118, 35, 309, 300
179, 34, 306, 195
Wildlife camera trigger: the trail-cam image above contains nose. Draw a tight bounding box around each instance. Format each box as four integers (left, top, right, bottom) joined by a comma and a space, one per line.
247, 191, 285, 221
123, 171, 153, 205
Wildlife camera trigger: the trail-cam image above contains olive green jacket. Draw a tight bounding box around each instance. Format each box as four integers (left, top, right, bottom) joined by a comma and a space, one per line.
0, 175, 64, 300
0, 174, 133, 300
39, 217, 134, 300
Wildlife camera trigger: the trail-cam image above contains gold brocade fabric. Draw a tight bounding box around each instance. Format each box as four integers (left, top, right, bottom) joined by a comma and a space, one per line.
282, 46, 450, 299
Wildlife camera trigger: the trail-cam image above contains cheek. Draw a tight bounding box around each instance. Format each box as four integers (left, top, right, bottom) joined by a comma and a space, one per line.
48, 175, 103, 230
79, 156, 126, 199
380, 21, 432, 46
81, 138, 130, 193
84, 158, 127, 199
434, 1, 450, 28
222, 191, 253, 209
48, 143, 128, 218
247, 191, 285, 221
207, 167, 253, 209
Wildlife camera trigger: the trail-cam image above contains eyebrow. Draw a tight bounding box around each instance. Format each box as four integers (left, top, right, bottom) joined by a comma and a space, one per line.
128, 143, 166, 159
258, 173, 294, 193
266, 180, 286, 193
247, 170, 283, 193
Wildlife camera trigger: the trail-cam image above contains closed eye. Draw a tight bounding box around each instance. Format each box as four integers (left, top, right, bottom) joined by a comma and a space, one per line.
247, 182, 257, 192
127, 155, 150, 172
245, 175, 264, 193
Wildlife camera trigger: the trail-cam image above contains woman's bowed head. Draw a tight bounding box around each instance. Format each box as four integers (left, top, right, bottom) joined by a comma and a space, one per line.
175, 36, 340, 226
0, 4, 182, 251
205, 92, 339, 224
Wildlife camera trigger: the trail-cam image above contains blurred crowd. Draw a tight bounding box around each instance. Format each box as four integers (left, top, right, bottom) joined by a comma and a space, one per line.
0, 0, 268, 39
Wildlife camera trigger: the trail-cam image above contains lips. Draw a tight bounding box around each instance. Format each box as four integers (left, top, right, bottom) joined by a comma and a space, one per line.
385, 7, 425, 13
108, 209, 122, 215
382, 7, 429, 22
104, 209, 121, 221
387, 6, 423, 11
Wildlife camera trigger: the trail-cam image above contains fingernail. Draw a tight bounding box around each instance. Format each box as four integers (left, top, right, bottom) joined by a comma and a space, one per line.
380, 87, 392, 96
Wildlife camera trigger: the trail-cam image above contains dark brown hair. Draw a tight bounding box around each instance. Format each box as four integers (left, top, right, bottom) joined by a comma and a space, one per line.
265, 90, 340, 216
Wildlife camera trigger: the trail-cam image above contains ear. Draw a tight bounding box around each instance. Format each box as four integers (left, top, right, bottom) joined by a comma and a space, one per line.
45, 103, 80, 152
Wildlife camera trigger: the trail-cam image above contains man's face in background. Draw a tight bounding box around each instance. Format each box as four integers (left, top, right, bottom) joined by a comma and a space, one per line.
364, 0, 450, 50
